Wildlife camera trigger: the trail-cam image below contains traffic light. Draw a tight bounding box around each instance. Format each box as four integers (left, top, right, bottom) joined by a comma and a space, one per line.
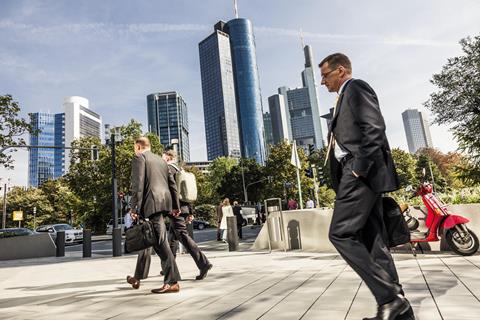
308, 144, 315, 156
317, 166, 325, 185
305, 167, 313, 178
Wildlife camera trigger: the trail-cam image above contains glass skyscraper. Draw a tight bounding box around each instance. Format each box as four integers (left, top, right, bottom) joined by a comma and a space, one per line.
199, 19, 265, 164
227, 18, 265, 164
199, 21, 241, 160
147, 91, 190, 162
402, 109, 433, 154
28, 112, 65, 187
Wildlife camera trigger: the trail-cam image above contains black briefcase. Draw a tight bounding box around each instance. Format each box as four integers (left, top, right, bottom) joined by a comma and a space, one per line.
382, 196, 410, 247
125, 220, 157, 253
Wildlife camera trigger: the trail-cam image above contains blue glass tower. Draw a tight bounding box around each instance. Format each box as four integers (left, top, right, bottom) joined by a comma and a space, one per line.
226, 18, 265, 164
147, 91, 190, 162
29, 112, 65, 187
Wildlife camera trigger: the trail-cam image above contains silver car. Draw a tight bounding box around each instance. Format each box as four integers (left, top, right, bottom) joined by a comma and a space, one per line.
36, 224, 83, 244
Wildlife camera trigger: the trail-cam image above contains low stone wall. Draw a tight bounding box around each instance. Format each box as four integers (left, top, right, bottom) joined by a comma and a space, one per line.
252, 204, 480, 252
0, 233, 56, 261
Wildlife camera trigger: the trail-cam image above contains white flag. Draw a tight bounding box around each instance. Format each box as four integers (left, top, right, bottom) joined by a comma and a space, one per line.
290, 140, 301, 169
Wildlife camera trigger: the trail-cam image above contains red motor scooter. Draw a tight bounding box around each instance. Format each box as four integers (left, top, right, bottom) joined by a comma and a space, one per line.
402, 179, 479, 256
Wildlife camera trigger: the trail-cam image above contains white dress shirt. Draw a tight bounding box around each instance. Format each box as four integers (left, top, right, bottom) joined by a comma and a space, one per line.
333, 79, 352, 161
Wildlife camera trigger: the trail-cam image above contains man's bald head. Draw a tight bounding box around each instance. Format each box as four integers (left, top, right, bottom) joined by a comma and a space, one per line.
134, 136, 151, 155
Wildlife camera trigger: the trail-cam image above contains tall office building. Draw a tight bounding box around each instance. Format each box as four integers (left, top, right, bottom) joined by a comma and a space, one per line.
402, 109, 434, 153
199, 19, 265, 164
28, 112, 65, 187
263, 112, 274, 147
199, 21, 241, 160
268, 88, 291, 144
269, 45, 324, 152
64, 96, 102, 172
147, 91, 190, 162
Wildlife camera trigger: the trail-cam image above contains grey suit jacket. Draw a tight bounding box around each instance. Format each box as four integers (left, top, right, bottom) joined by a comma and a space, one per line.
328, 79, 400, 194
129, 150, 180, 218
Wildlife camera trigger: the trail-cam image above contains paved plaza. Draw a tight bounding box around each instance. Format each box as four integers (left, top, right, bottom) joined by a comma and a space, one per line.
1, 241, 480, 320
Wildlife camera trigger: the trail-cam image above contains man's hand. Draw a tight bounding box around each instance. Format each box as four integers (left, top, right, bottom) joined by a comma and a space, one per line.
130, 210, 138, 221
352, 170, 359, 178
170, 209, 181, 217
186, 214, 194, 224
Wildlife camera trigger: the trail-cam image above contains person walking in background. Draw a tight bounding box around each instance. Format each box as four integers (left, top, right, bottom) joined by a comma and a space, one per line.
126, 136, 181, 294
287, 198, 298, 210
232, 201, 243, 239
161, 150, 212, 280
319, 53, 413, 320
306, 198, 315, 209
216, 201, 224, 241
219, 198, 234, 243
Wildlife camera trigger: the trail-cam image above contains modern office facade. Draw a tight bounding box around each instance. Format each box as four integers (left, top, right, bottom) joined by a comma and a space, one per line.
402, 109, 434, 153
28, 112, 65, 187
199, 21, 241, 160
268, 45, 324, 153
64, 96, 102, 172
199, 19, 265, 164
263, 112, 274, 148
147, 91, 190, 162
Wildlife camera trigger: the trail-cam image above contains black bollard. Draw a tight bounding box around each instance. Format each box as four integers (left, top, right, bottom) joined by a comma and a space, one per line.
113, 227, 122, 257
83, 229, 92, 258
55, 230, 65, 257
227, 216, 239, 251
187, 221, 194, 240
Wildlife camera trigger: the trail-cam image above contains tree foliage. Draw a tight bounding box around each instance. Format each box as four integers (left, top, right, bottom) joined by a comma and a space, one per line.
0, 95, 36, 169
424, 35, 480, 181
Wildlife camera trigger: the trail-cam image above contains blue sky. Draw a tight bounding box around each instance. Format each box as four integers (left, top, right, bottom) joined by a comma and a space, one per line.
1, 0, 479, 186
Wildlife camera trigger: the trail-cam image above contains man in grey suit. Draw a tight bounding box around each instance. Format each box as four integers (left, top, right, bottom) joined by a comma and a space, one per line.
319, 53, 414, 320
127, 136, 181, 294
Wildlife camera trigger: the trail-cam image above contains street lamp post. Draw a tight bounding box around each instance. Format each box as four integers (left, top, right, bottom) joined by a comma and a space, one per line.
1, 178, 10, 229
111, 132, 122, 257
241, 164, 248, 203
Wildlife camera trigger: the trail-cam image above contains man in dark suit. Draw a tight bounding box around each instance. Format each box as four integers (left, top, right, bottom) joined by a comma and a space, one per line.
161, 150, 213, 280
319, 53, 414, 320
127, 136, 181, 294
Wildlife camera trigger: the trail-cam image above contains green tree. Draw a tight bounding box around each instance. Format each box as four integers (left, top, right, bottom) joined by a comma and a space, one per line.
39, 179, 81, 225
391, 148, 418, 188
218, 158, 264, 204
415, 153, 447, 192
0, 95, 36, 168
205, 157, 238, 205
5, 186, 53, 229
424, 35, 480, 182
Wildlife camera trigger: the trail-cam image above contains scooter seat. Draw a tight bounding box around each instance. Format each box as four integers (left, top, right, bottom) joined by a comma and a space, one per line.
410, 231, 428, 240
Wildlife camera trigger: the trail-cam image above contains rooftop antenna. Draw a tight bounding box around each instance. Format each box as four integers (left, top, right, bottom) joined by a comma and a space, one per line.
233, 0, 239, 18
300, 28, 305, 49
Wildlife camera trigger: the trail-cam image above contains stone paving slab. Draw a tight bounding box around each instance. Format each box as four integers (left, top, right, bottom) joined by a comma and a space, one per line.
1, 250, 480, 319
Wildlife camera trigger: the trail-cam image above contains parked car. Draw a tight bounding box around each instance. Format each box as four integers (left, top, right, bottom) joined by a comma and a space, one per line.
106, 218, 126, 235
192, 219, 210, 230
36, 224, 83, 244
0, 227, 36, 238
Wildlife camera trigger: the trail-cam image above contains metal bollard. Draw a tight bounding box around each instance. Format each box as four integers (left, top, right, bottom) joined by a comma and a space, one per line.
227, 216, 239, 251
112, 227, 122, 257
83, 229, 92, 258
55, 230, 65, 257
187, 221, 194, 240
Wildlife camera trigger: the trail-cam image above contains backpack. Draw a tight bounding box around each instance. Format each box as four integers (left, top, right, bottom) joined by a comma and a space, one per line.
169, 163, 198, 203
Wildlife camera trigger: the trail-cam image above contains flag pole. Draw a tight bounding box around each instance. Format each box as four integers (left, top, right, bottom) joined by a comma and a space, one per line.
291, 140, 303, 209
296, 163, 303, 209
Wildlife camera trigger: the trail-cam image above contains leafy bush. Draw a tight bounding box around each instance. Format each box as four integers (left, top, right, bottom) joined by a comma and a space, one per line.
194, 204, 217, 227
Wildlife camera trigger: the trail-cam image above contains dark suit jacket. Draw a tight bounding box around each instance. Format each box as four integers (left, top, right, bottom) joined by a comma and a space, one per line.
328, 79, 400, 194
130, 150, 180, 218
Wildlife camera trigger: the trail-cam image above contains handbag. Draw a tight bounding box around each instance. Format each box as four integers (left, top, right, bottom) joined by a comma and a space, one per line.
125, 219, 157, 253
382, 196, 410, 247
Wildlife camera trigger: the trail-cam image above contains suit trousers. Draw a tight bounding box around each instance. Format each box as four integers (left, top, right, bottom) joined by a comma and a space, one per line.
147, 213, 180, 285
162, 215, 210, 272
328, 158, 401, 305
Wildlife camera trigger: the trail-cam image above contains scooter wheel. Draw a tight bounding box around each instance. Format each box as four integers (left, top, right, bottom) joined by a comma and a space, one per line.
446, 227, 479, 256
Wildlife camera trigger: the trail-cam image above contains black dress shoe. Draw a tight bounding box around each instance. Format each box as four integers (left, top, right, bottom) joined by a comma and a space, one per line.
396, 306, 415, 320
362, 296, 410, 320
196, 263, 213, 280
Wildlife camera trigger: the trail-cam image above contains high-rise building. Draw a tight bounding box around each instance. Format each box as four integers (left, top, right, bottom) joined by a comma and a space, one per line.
28, 112, 65, 187
263, 112, 274, 148
64, 96, 102, 172
269, 45, 324, 153
402, 109, 433, 153
268, 88, 291, 145
199, 19, 265, 164
147, 91, 190, 162
199, 21, 241, 160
